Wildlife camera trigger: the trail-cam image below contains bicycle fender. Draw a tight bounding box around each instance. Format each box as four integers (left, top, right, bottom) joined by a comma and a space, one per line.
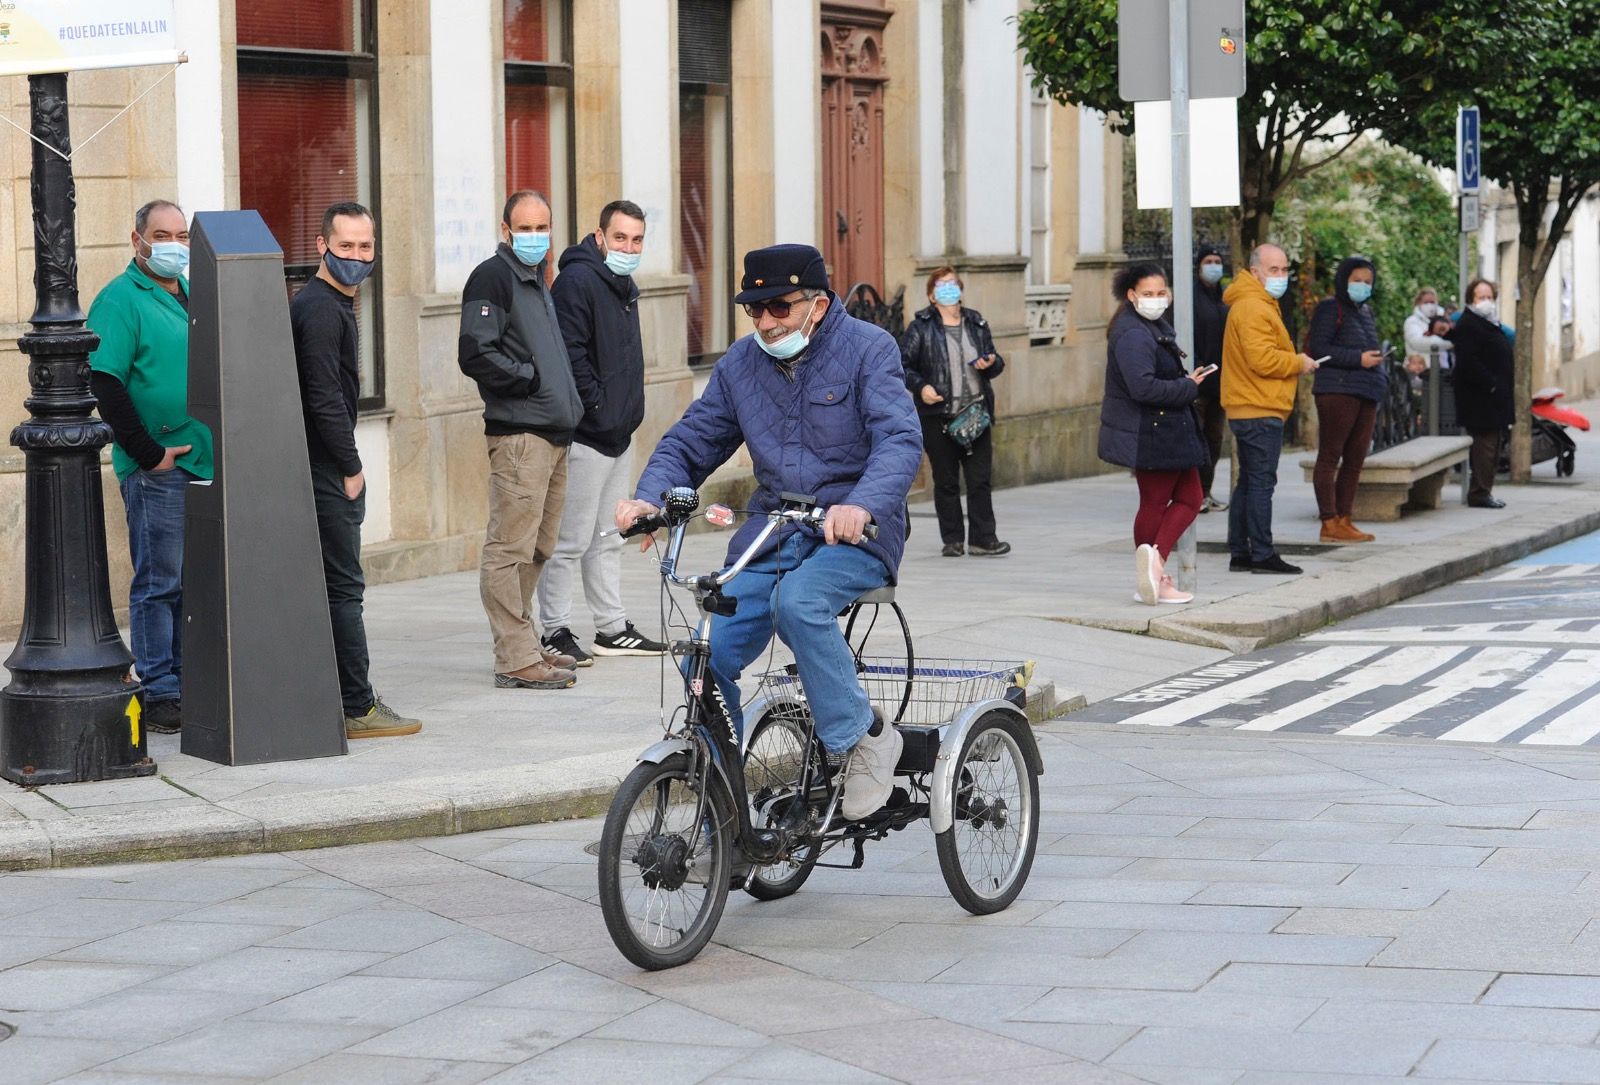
929, 700, 1042, 835
636, 737, 694, 765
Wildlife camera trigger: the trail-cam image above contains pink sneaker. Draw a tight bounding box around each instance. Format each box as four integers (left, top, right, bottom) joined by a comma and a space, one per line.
1134, 544, 1159, 606
1157, 574, 1193, 605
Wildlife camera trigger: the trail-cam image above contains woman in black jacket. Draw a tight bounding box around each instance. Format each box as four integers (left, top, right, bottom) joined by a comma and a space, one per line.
1448, 278, 1515, 508
1098, 263, 1212, 605
899, 266, 1009, 556
1306, 254, 1386, 544
1192, 245, 1230, 511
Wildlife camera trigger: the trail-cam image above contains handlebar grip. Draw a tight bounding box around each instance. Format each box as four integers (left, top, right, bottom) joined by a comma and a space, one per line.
620, 513, 666, 539
862, 522, 879, 541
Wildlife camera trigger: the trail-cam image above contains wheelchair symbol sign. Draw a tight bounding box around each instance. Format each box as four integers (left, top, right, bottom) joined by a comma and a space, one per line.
1458, 106, 1481, 194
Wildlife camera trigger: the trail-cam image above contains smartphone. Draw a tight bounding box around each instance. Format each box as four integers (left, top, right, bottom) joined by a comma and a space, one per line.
1313, 355, 1332, 367
1194, 364, 1219, 378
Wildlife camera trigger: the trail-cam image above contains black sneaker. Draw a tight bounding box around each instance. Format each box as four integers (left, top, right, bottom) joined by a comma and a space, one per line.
542, 626, 593, 668
146, 699, 181, 734
941, 543, 964, 557
1229, 556, 1253, 572
968, 541, 1011, 556
1251, 554, 1303, 575
592, 621, 668, 656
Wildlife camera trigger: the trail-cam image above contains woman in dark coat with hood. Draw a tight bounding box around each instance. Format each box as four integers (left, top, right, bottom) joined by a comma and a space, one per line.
1192, 244, 1230, 510
899, 266, 1009, 556
1307, 254, 1386, 543
1099, 263, 1213, 606
1448, 277, 1515, 508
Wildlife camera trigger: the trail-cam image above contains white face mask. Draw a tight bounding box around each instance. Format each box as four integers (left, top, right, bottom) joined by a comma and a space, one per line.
1135, 296, 1170, 321
1472, 299, 1498, 320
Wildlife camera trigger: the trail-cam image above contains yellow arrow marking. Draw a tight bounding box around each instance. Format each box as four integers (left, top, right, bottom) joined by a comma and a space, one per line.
127, 695, 141, 746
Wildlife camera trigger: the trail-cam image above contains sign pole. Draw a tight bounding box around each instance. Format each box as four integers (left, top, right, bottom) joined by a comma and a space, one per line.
1169, 0, 1198, 592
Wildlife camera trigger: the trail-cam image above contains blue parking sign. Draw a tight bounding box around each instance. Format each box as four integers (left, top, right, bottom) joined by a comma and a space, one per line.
1458, 106, 1481, 194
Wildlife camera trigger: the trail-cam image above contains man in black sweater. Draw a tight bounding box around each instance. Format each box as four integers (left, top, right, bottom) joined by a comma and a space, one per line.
291, 202, 420, 739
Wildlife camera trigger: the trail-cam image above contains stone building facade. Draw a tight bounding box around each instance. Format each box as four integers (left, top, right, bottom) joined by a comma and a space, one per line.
0, 0, 1126, 633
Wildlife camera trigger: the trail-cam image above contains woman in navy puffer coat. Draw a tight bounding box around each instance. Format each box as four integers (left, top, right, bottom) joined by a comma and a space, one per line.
1306, 254, 1386, 544
1098, 263, 1212, 606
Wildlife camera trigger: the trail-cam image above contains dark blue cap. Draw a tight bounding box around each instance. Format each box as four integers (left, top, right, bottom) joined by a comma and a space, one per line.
734, 243, 829, 304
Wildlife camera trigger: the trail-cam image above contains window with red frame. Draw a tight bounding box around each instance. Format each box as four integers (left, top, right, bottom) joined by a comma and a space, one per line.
504, 0, 573, 246
236, 0, 383, 405
680, 0, 733, 364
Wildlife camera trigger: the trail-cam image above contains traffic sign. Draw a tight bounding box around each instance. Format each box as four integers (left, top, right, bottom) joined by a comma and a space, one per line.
1118, 0, 1247, 102
1460, 194, 1480, 233
1457, 106, 1481, 195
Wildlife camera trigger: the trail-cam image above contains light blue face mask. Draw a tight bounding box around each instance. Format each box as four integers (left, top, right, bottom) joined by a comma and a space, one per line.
143, 239, 189, 279
1264, 275, 1289, 299
604, 247, 641, 276
1199, 263, 1224, 284
933, 282, 962, 306
1346, 281, 1373, 304
755, 298, 821, 360
509, 231, 550, 267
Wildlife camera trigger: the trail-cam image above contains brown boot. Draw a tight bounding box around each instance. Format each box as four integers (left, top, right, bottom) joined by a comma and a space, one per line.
540, 645, 578, 669
494, 660, 577, 689
1339, 515, 1375, 542
1320, 517, 1361, 544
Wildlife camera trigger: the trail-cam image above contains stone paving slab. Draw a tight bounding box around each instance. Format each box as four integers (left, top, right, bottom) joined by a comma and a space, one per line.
1, 426, 1598, 873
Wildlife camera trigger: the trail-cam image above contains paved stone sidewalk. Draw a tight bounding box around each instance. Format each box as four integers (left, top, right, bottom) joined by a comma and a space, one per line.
9, 722, 1600, 1082
1, 412, 1597, 867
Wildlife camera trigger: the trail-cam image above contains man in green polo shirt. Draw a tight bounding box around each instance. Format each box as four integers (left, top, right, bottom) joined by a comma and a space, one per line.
87, 199, 214, 735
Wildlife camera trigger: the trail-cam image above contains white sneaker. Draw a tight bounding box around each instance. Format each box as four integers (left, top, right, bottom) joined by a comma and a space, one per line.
841, 718, 903, 821
1134, 544, 1159, 606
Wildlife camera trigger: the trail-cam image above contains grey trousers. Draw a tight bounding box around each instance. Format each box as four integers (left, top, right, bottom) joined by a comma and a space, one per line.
536, 441, 632, 636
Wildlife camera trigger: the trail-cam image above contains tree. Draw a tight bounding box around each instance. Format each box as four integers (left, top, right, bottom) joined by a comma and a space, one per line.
1382, 1, 1600, 481
1017, 0, 1525, 263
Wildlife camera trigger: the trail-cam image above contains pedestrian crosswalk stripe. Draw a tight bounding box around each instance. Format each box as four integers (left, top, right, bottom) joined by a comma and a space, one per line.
1335, 646, 1548, 737
1481, 562, 1600, 582
1310, 619, 1600, 645
1115, 646, 1385, 728
1523, 688, 1600, 745
1434, 649, 1600, 743
1236, 646, 1468, 733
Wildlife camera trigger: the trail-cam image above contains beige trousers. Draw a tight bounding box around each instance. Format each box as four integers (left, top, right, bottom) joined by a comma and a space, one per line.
480, 433, 569, 673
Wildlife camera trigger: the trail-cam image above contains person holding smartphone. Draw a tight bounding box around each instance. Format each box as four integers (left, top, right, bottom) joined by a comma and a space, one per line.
1098, 263, 1212, 605
1307, 254, 1386, 544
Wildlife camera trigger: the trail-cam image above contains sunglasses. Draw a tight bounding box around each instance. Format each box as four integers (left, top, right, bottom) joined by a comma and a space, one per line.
742, 296, 813, 319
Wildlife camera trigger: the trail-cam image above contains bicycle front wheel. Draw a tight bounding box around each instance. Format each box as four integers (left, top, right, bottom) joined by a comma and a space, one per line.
935, 711, 1039, 915
598, 753, 733, 970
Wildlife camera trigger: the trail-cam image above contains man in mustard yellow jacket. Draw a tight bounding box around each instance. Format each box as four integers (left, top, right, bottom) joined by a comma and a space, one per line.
1221, 244, 1318, 575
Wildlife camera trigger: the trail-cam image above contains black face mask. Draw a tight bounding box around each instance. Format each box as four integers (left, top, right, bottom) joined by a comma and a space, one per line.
324, 251, 375, 287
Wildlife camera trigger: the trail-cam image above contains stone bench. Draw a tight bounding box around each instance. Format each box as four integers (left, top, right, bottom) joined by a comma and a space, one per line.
1299, 435, 1472, 522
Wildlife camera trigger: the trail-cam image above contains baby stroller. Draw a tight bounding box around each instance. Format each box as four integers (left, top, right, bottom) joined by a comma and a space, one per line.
1499, 387, 1587, 478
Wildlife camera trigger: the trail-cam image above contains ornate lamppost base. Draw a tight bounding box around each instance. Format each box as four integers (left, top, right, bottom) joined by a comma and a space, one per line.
0, 686, 156, 786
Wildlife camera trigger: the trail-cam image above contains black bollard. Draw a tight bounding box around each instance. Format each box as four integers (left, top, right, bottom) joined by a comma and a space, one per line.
0, 72, 155, 785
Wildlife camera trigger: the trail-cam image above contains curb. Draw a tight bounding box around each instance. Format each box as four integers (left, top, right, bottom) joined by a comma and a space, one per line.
1141, 496, 1600, 653
0, 683, 1070, 871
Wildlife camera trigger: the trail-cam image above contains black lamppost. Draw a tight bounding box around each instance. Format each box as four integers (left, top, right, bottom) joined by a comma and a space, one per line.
0, 72, 154, 784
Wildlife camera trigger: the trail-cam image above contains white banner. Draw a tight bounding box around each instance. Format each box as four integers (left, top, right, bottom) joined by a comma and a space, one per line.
0, 0, 180, 77
1134, 97, 1243, 210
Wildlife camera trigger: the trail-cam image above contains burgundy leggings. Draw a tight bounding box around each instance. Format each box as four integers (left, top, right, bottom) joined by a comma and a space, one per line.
1134, 468, 1203, 559
1312, 394, 1377, 519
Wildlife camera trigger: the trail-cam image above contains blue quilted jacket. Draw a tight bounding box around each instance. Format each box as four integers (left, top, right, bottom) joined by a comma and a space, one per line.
636, 294, 923, 580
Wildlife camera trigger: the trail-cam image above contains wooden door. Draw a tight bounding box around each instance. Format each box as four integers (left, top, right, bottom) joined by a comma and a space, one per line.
820, 6, 889, 294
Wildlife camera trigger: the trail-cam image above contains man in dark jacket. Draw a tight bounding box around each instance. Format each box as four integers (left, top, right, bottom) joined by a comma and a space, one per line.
1192, 245, 1230, 511
292, 202, 420, 739
458, 190, 584, 691
535, 200, 665, 666
614, 244, 923, 823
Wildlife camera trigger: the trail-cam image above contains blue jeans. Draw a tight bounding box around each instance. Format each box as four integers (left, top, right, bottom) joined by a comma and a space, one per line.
1228, 417, 1285, 562
706, 532, 889, 754
119, 467, 191, 703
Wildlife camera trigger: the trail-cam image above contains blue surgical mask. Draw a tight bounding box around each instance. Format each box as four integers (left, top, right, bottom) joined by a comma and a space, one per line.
933, 282, 962, 306
324, 251, 375, 288
509, 231, 550, 267
1346, 281, 1373, 304
143, 239, 189, 279
604, 247, 641, 276
755, 298, 821, 360
1199, 263, 1224, 284
1264, 275, 1289, 299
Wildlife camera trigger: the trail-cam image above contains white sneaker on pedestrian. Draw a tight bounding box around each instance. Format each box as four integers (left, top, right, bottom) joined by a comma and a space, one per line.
841, 716, 902, 821
1134, 544, 1159, 606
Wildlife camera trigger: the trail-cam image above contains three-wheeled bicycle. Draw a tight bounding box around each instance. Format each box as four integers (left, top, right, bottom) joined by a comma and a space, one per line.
596, 487, 1043, 971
